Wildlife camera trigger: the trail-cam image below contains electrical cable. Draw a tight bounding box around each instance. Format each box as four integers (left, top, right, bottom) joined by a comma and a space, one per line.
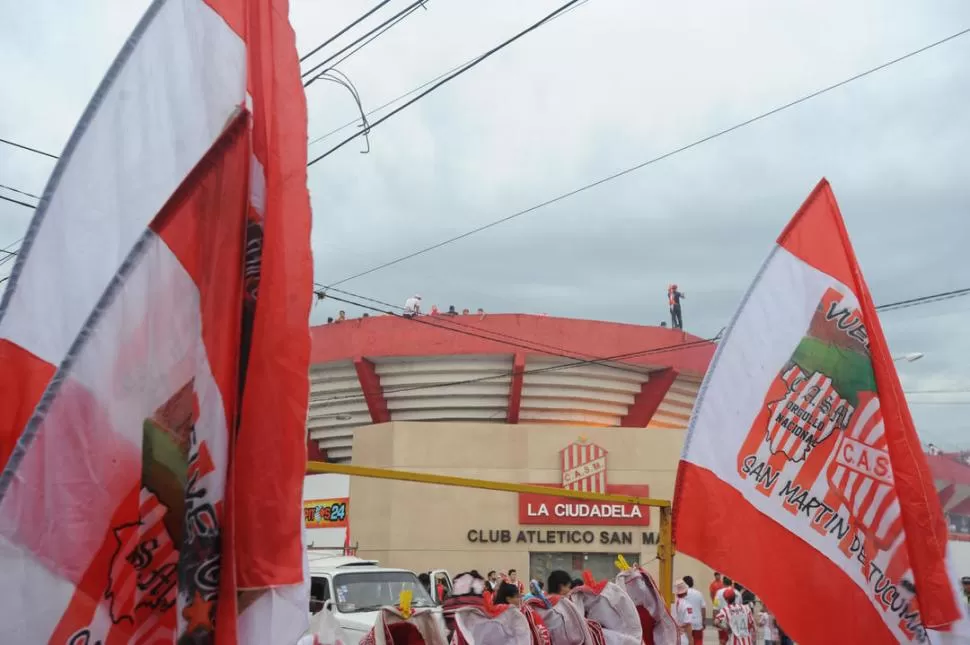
318, 26, 970, 287
299, 0, 394, 63
311, 0, 427, 77
909, 401, 970, 406
319, 290, 662, 379
309, 71, 372, 154
312, 285, 970, 405
0, 183, 41, 201
306, 0, 591, 148
318, 328, 718, 405
0, 137, 58, 160
306, 0, 587, 165
317, 284, 660, 365
873, 287, 970, 312
302, 0, 428, 86
0, 194, 37, 210
0, 238, 23, 268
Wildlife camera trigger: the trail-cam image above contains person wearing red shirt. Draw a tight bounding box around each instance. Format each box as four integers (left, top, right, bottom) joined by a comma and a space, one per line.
709, 572, 724, 602
508, 569, 526, 595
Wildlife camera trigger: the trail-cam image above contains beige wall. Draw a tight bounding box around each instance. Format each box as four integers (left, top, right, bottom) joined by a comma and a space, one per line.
349, 422, 712, 587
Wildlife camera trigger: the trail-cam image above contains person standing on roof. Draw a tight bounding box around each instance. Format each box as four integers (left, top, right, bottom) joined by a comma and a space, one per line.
668, 284, 685, 329
404, 294, 421, 317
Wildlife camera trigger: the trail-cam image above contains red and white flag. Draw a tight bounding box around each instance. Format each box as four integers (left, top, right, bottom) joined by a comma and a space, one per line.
673, 179, 969, 644
0, 0, 312, 643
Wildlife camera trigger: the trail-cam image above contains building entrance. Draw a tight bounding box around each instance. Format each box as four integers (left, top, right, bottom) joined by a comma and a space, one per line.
529, 551, 639, 587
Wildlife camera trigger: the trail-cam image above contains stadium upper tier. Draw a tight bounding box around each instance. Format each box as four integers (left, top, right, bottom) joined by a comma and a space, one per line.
307, 314, 717, 463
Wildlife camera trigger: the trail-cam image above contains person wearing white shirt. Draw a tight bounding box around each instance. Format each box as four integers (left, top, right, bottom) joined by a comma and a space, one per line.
682, 575, 706, 645
672, 580, 693, 645
714, 576, 739, 610
404, 294, 422, 317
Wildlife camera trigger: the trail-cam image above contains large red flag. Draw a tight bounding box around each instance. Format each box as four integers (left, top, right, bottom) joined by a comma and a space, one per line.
0, 0, 311, 642
673, 179, 968, 644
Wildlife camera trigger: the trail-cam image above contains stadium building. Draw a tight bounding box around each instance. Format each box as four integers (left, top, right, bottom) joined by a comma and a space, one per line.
302, 313, 717, 584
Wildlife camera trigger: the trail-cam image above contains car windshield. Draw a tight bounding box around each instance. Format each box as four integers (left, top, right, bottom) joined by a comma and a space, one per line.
332, 571, 435, 613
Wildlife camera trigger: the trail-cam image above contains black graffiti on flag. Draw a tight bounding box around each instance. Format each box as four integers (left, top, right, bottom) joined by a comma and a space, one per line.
105, 519, 178, 625
67, 629, 103, 645
774, 478, 927, 642
178, 428, 223, 640
823, 299, 871, 350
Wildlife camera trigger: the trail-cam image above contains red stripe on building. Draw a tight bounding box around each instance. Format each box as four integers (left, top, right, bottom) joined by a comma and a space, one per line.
354, 357, 390, 424
620, 368, 678, 428
507, 352, 525, 424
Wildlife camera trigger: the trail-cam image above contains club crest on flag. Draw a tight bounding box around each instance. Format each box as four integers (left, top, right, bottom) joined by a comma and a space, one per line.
737, 286, 871, 491
763, 365, 850, 464
825, 392, 902, 553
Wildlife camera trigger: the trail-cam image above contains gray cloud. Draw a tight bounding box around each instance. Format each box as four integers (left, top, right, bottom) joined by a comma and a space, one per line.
2, 0, 968, 443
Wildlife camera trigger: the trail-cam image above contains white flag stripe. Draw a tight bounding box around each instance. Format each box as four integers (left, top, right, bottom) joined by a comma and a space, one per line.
0, 0, 245, 370
0, 533, 76, 643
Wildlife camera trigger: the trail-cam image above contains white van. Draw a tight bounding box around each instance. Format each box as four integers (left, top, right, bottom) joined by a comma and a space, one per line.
308, 554, 444, 643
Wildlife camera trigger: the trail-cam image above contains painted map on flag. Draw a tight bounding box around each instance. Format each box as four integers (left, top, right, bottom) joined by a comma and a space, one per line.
0, 0, 313, 643
673, 180, 969, 645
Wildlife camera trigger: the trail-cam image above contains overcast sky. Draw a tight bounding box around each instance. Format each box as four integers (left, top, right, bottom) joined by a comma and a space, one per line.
1, 0, 968, 445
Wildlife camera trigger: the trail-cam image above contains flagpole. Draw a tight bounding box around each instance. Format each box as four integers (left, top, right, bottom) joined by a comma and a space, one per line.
658, 506, 675, 607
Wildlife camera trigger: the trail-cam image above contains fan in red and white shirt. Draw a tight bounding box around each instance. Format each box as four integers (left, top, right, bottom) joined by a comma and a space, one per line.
713, 589, 755, 645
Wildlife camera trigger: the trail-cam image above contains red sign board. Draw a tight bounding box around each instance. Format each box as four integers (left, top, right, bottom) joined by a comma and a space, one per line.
518, 484, 652, 526
518, 440, 651, 526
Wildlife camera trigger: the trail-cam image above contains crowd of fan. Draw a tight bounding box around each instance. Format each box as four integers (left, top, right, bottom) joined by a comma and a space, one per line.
404, 294, 485, 319
418, 568, 793, 645
321, 294, 486, 324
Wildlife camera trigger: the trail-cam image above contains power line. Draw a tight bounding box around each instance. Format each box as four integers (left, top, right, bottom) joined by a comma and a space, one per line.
310, 1, 427, 78
319, 283, 673, 374
318, 289, 663, 379
312, 285, 970, 405
306, 0, 591, 148
319, 26, 970, 287
0, 238, 22, 268
302, 0, 429, 87
0, 183, 41, 201
299, 0, 394, 63
909, 401, 970, 406
0, 194, 36, 210
319, 328, 718, 405
307, 0, 587, 165
874, 287, 970, 312
0, 137, 58, 160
